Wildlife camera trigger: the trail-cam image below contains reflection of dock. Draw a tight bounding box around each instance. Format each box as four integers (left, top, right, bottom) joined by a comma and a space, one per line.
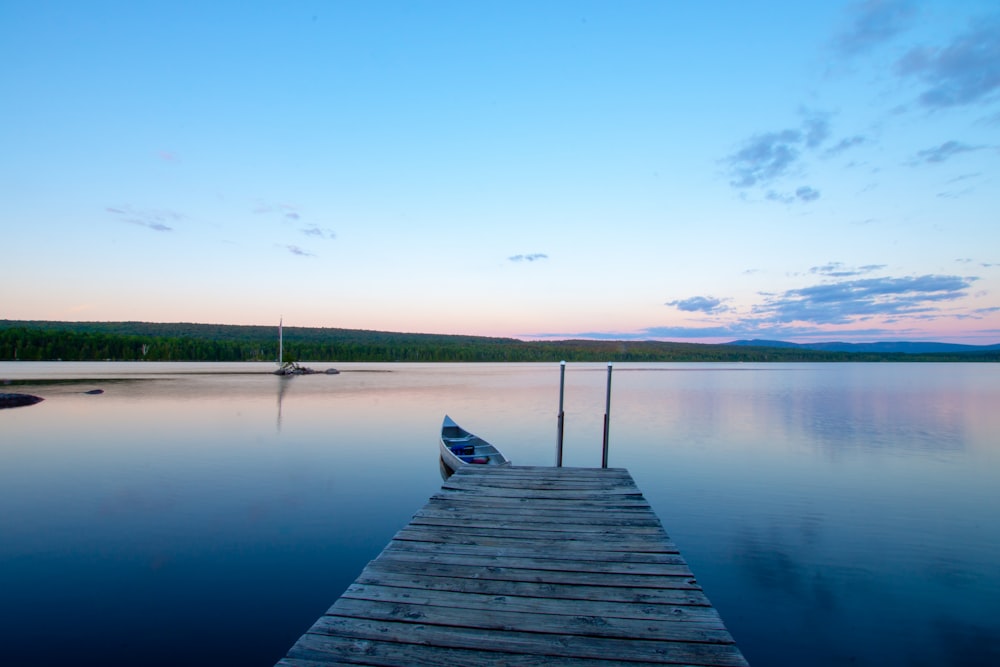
276, 466, 748, 666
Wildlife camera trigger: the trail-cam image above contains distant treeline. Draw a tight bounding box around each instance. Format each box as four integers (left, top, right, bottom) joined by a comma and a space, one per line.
1, 320, 998, 363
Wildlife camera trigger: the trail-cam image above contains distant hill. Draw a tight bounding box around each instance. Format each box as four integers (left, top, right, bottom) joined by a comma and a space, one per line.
728, 339, 1000, 354
2, 320, 998, 362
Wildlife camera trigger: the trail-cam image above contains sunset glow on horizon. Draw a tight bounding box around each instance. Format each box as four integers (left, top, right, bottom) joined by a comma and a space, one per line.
3, 2, 999, 344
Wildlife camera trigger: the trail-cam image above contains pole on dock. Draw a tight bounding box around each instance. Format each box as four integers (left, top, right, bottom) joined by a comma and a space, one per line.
556, 360, 566, 467
602, 362, 612, 468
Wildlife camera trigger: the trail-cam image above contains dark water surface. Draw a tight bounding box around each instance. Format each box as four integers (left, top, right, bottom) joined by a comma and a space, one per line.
2, 362, 998, 666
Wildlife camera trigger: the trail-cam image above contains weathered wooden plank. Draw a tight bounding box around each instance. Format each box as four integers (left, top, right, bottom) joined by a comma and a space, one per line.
415, 505, 665, 526
276, 466, 747, 667
381, 539, 691, 570
358, 556, 702, 590
390, 534, 677, 555
281, 634, 728, 667
395, 519, 674, 541
354, 565, 709, 603
407, 517, 670, 539
327, 597, 731, 641
431, 486, 647, 501
336, 583, 722, 624
410, 510, 666, 537
302, 616, 750, 666
431, 494, 652, 514
423, 499, 654, 517
392, 526, 678, 554
456, 465, 633, 479
407, 513, 665, 531
441, 477, 640, 491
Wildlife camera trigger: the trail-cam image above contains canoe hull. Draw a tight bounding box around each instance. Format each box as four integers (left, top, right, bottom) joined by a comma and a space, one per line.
439, 415, 510, 471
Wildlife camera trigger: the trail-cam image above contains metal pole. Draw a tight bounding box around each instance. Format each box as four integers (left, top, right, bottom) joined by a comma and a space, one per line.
556, 360, 566, 467
602, 362, 612, 468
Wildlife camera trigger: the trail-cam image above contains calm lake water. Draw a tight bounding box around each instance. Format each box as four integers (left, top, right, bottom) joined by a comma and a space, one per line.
2, 362, 998, 666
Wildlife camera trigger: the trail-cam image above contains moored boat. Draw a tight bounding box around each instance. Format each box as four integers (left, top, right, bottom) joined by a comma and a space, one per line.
439, 415, 510, 471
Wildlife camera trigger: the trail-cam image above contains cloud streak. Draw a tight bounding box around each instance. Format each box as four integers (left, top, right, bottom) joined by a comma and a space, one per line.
301, 225, 336, 240
106, 206, 178, 232
823, 135, 868, 157
284, 245, 314, 257
666, 296, 730, 314
912, 140, 985, 164
725, 112, 831, 203
809, 262, 886, 278
728, 129, 804, 188
834, 0, 917, 56
753, 274, 974, 325
896, 18, 1000, 109
509, 253, 548, 262
637, 270, 980, 341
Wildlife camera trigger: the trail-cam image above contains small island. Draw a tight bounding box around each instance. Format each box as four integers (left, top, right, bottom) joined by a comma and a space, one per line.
272, 361, 339, 376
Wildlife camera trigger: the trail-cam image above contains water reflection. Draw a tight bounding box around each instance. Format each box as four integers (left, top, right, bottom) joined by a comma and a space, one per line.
0, 362, 997, 667
275, 375, 291, 432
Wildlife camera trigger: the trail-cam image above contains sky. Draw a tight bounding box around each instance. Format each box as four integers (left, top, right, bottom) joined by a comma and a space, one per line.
2, 1, 999, 344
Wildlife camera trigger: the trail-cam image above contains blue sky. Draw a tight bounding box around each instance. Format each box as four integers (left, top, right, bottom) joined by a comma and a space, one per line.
3, 1, 999, 343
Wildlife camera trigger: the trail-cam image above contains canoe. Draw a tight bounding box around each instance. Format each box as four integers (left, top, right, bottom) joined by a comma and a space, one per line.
439, 415, 511, 471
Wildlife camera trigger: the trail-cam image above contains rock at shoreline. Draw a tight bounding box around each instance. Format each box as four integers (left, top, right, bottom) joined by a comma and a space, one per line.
0, 393, 44, 409
273, 364, 339, 376
273, 366, 317, 376
84, 389, 104, 395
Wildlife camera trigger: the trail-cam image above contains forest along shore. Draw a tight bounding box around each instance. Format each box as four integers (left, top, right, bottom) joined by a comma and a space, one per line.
3, 321, 999, 363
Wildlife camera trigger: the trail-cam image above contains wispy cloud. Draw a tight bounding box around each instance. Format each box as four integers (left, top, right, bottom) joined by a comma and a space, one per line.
509, 253, 548, 262
530, 323, 896, 342
911, 140, 985, 164
106, 206, 178, 232
538, 271, 980, 342
802, 111, 832, 148
254, 200, 300, 217
726, 112, 831, 203
823, 135, 868, 158
301, 225, 336, 240
666, 296, 730, 314
663, 271, 968, 329
896, 18, 1000, 109
834, 0, 917, 56
541, 326, 741, 341
796, 186, 821, 202
753, 274, 974, 325
809, 262, 886, 278
728, 129, 805, 188
284, 245, 314, 257
765, 186, 821, 203
945, 172, 983, 184
647, 270, 978, 339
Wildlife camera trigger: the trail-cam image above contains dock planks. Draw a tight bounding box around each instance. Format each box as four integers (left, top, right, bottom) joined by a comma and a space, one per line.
276, 466, 748, 666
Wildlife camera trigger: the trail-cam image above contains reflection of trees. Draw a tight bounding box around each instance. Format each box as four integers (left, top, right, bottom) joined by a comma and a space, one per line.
276, 376, 291, 432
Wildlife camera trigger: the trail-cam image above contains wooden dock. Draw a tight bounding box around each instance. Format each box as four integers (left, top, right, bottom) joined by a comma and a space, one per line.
276, 466, 749, 666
